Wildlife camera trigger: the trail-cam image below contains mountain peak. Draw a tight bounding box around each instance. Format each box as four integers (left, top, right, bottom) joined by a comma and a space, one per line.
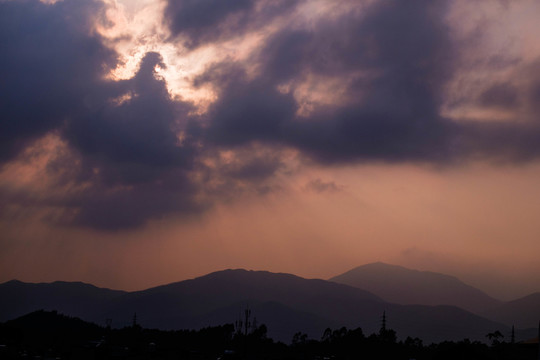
331, 263, 501, 313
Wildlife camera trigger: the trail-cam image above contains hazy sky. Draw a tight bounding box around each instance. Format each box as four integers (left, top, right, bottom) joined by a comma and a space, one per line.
1, 0, 540, 301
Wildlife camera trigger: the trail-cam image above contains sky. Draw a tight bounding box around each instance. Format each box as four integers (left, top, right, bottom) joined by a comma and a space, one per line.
1, 0, 540, 301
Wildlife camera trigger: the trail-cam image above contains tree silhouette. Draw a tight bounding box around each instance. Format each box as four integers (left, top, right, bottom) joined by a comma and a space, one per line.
486, 330, 504, 346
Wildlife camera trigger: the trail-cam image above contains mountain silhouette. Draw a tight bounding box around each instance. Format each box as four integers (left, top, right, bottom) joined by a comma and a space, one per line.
330, 262, 501, 314
0, 269, 533, 343
0, 280, 126, 323
97, 269, 382, 335
4, 309, 103, 338
479, 292, 540, 329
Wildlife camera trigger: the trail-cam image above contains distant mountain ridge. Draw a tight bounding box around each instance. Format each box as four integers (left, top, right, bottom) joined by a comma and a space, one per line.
479, 292, 540, 329
1, 268, 537, 343
96, 269, 384, 336
330, 262, 502, 314
0, 279, 126, 322
330, 262, 540, 331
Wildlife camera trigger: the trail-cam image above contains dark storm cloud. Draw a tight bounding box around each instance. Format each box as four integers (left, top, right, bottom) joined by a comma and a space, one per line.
0, 0, 116, 164
65, 169, 201, 230
199, 0, 457, 163
204, 76, 297, 146
0, 0, 201, 230
192, 0, 540, 165
59, 52, 203, 230
164, 0, 299, 48
63, 53, 194, 182
456, 122, 540, 163
529, 80, 540, 116
224, 152, 284, 181
479, 83, 519, 109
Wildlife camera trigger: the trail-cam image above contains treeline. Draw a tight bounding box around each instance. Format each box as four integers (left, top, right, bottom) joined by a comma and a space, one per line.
0, 310, 537, 359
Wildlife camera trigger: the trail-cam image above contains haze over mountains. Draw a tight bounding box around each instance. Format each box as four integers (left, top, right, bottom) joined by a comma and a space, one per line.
330, 262, 502, 314
1, 264, 538, 344
329, 262, 540, 332
479, 293, 540, 330
0, 280, 126, 322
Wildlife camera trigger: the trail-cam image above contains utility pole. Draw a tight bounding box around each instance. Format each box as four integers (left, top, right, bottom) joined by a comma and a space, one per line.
511, 325, 515, 345
244, 307, 251, 336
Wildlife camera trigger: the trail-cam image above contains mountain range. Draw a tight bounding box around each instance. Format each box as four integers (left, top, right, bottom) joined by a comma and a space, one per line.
328, 262, 540, 332
1, 263, 538, 344
479, 292, 540, 329
330, 262, 501, 314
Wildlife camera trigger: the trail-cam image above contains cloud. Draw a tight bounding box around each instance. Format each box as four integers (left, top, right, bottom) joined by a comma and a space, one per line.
203, 75, 297, 147
0, 0, 116, 164
304, 179, 341, 194
55, 52, 204, 230
3, 0, 540, 231
193, 0, 540, 165
478, 83, 520, 110
198, 0, 457, 163
0, 1, 202, 230
164, 0, 299, 48
63, 53, 194, 179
